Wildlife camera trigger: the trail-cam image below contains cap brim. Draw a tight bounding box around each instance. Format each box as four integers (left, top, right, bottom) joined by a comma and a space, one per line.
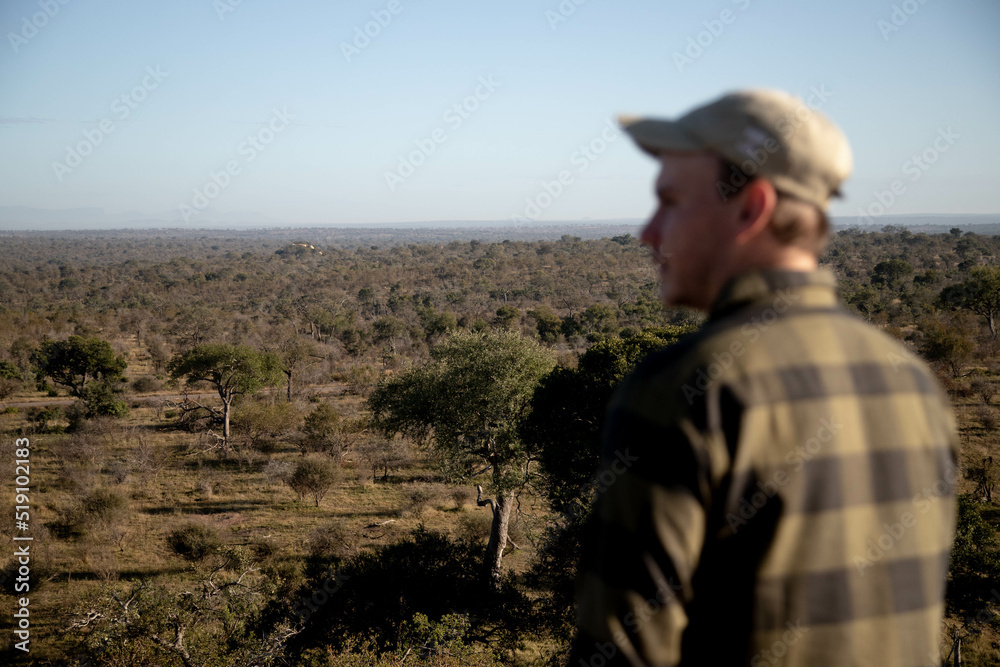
618, 116, 706, 157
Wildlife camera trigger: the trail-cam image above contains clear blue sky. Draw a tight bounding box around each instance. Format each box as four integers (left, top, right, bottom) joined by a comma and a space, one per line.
1, 0, 998, 226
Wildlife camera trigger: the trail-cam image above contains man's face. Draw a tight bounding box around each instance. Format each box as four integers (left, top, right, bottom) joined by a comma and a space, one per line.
638, 152, 736, 311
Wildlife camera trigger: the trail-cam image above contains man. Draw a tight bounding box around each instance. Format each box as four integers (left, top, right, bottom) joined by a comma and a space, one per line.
570, 90, 958, 666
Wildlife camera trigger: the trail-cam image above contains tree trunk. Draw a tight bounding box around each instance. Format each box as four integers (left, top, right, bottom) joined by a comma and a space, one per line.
482, 490, 513, 587
222, 398, 231, 449
285, 369, 293, 402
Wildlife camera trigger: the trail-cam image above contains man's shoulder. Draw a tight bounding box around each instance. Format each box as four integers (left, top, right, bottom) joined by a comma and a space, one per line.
619, 302, 946, 410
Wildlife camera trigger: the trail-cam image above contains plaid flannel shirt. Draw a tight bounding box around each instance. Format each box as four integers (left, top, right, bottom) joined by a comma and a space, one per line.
571, 268, 958, 667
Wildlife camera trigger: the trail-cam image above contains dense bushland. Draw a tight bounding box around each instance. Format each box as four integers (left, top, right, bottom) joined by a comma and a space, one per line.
0, 226, 998, 665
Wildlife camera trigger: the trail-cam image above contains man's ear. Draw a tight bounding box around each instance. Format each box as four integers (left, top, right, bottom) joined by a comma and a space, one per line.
734, 179, 778, 244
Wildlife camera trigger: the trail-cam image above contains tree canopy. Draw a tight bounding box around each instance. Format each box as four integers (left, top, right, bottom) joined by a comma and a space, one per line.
31, 335, 127, 397
368, 329, 555, 583
940, 265, 1000, 338
369, 329, 554, 489
168, 343, 283, 446
522, 326, 692, 634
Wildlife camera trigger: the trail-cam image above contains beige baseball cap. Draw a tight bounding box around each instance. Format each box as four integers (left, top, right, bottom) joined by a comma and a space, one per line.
619, 89, 852, 209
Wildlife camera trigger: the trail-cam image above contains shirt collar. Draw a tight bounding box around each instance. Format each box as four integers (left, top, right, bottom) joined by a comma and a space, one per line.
708, 268, 840, 321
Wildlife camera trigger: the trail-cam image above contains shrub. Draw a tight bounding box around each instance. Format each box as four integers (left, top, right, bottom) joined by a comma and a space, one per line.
953, 382, 975, 399
452, 488, 472, 510
0, 377, 20, 401
234, 400, 301, 451
263, 459, 295, 486
107, 460, 130, 484
306, 521, 357, 574
289, 458, 339, 507
285, 528, 530, 661
48, 488, 128, 538
406, 485, 434, 518
28, 405, 63, 433
81, 488, 129, 527
130, 376, 162, 393
972, 379, 997, 406
978, 405, 1000, 431
167, 523, 221, 561
457, 511, 492, 544
357, 437, 410, 482
302, 403, 341, 454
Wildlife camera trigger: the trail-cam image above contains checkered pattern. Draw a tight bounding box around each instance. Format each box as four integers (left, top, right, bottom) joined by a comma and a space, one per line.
571, 269, 958, 667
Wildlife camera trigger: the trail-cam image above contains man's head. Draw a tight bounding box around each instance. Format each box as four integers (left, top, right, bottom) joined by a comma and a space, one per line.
621, 89, 852, 311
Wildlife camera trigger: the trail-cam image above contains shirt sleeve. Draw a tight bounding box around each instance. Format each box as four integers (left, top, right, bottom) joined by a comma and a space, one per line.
569, 385, 727, 666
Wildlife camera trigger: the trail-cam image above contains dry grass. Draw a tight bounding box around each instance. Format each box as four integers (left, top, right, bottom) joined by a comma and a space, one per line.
2, 367, 998, 664
0, 393, 547, 662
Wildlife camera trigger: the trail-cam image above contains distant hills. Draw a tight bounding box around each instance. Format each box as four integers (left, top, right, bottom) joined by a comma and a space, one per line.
0, 206, 998, 235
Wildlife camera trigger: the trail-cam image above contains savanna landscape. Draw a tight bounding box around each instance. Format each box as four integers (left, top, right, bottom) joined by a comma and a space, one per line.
0, 225, 998, 666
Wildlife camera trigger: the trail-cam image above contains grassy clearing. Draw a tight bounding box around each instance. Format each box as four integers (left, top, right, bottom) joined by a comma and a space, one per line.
1, 387, 552, 663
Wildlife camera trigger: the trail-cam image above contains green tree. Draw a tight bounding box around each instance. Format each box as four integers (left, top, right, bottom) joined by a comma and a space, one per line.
941, 265, 1000, 338
871, 259, 913, 288
492, 305, 520, 330
918, 316, 976, 377
948, 495, 1000, 618
581, 303, 619, 337
31, 336, 127, 398
372, 316, 406, 350
526, 306, 562, 343
368, 329, 554, 585
0, 360, 22, 402
233, 400, 301, 451
0, 360, 21, 380
523, 326, 692, 636
168, 344, 283, 448
289, 457, 339, 506
301, 402, 364, 459
77, 379, 129, 419
275, 336, 322, 402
